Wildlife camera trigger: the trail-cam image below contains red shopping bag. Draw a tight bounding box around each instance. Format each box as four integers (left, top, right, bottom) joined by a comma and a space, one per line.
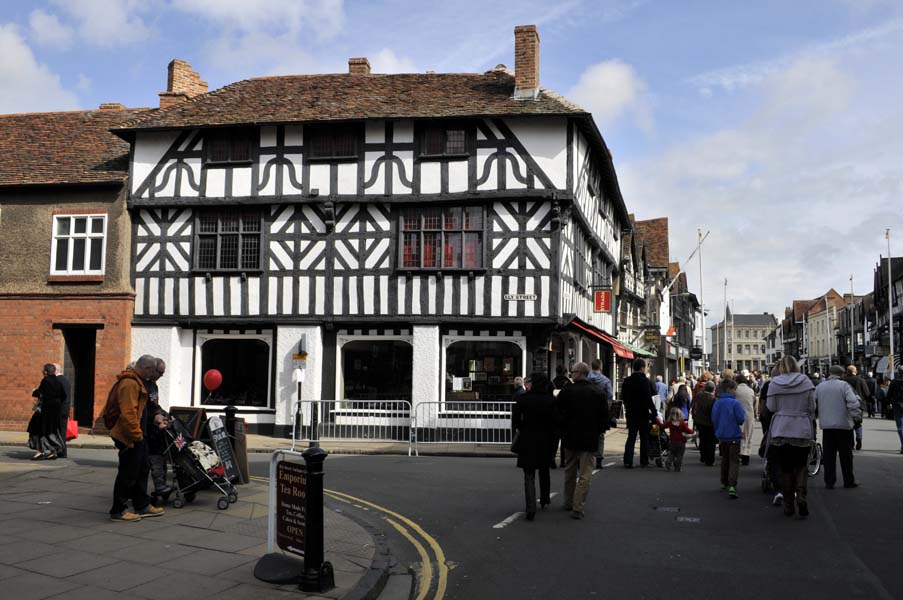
65, 418, 79, 441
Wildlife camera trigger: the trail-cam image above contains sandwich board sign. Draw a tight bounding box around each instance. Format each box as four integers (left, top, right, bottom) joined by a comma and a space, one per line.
275, 460, 307, 557
207, 415, 240, 483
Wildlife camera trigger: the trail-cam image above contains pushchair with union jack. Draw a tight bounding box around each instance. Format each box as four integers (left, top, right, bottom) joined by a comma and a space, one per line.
163, 417, 238, 510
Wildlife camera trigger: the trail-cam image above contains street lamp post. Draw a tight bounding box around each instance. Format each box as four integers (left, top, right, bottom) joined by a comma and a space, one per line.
888, 229, 895, 373
849, 275, 855, 365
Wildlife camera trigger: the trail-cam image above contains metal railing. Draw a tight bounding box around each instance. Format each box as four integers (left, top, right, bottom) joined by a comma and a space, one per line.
292, 400, 414, 456
412, 401, 514, 456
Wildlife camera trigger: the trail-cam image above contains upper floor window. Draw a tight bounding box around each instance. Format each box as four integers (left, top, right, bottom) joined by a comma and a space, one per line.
51, 214, 107, 276
418, 122, 468, 159
306, 124, 360, 160
400, 207, 483, 269
195, 208, 262, 271
206, 129, 253, 165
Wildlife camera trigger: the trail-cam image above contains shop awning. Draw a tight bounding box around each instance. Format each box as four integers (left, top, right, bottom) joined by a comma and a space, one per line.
621, 340, 656, 358
568, 318, 634, 359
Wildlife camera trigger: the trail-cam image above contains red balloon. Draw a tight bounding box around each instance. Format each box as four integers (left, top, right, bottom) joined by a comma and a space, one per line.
203, 369, 223, 391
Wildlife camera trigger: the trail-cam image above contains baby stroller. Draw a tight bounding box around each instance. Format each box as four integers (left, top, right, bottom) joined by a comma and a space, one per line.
163, 417, 238, 510
648, 422, 671, 468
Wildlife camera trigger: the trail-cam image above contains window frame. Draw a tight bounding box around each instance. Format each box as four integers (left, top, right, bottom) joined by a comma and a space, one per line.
304, 123, 363, 162
203, 128, 255, 167
397, 206, 486, 271
416, 121, 471, 160
49, 212, 108, 277
193, 208, 264, 273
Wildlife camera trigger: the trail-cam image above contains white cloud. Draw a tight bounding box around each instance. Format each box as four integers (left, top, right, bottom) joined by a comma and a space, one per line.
175, 0, 345, 40
567, 59, 652, 133
28, 9, 74, 48
76, 73, 91, 92
371, 49, 416, 74
0, 24, 79, 112
620, 46, 903, 321
50, 0, 155, 47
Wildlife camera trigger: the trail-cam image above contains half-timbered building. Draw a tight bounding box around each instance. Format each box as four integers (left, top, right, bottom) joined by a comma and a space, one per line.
115, 26, 633, 435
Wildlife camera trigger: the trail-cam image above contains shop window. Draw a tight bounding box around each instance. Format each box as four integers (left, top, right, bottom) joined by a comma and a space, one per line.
340, 340, 412, 402
200, 337, 270, 407
445, 340, 522, 405
400, 206, 483, 270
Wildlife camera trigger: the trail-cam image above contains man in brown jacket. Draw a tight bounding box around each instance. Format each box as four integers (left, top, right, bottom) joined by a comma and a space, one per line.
108, 355, 165, 522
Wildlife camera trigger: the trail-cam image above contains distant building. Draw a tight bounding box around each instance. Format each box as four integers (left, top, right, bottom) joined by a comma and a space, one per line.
709, 310, 777, 373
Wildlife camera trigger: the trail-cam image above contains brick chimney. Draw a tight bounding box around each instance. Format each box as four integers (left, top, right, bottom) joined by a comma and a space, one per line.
513, 25, 539, 100
159, 59, 208, 108
348, 57, 371, 75
98, 102, 125, 110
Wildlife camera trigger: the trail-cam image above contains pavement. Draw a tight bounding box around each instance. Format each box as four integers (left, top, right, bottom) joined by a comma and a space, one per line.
0, 446, 389, 600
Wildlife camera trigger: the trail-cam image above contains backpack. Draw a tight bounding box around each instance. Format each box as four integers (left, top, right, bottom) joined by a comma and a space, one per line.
101, 380, 122, 430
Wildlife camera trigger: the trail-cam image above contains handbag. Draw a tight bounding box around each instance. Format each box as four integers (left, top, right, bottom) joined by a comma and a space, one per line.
65, 418, 79, 441
510, 430, 522, 454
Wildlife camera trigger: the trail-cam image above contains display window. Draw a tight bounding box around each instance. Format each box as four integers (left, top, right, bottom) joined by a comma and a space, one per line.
444, 339, 523, 405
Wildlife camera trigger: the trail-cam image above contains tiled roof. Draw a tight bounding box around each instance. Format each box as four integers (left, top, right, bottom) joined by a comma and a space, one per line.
0, 108, 148, 187
114, 70, 587, 132
792, 299, 818, 321
633, 217, 669, 268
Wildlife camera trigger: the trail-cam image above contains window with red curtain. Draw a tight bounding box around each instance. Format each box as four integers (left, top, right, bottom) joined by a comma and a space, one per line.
398, 207, 483, 269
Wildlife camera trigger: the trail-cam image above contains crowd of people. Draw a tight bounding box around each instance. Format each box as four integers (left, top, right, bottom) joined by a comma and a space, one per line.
511, 355, 903, 522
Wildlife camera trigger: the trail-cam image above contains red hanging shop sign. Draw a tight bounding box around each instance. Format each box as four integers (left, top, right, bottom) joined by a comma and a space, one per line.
593, 288, 612, 313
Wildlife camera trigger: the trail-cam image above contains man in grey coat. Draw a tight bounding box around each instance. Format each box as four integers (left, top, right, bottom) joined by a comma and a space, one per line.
815, 365, 862, 489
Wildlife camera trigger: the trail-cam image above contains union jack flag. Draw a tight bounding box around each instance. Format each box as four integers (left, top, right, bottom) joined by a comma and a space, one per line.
174, 433, 187, 451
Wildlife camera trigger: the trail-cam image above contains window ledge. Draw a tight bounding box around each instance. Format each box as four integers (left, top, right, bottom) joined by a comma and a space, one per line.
417, 154, 469, 161
306, 155, 359, 163
48, 275, 104, 283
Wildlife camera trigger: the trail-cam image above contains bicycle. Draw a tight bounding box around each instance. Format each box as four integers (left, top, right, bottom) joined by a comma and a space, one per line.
807, 441, 822, 477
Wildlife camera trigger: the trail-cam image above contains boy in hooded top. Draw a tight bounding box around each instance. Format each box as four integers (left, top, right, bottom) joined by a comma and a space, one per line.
711, 377, 746, 499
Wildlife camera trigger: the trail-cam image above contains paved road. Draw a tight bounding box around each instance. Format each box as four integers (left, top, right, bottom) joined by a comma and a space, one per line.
248, 418, 902, 600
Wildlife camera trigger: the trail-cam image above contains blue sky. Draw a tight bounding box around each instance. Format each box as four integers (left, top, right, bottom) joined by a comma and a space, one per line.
2, 0, 902, 325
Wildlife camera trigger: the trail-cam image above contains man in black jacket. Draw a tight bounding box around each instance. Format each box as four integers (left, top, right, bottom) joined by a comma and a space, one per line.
621, 358, 657, 468
556, 362, 605, 520
54, 364, 72, 458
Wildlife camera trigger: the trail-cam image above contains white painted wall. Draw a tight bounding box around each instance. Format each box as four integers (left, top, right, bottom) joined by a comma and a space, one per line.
412, 325, 440, 425
132, 131, 180, 196
506, 117, 567, 189
131, 325, 192, 412
275, 325, 323, 429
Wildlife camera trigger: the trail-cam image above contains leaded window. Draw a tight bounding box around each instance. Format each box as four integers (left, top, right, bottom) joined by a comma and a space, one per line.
306, 124, 360, 160
195, 209, 262, 271
418, 123, 468, 158
205, 129, 253, 164
400, 207, 483, 269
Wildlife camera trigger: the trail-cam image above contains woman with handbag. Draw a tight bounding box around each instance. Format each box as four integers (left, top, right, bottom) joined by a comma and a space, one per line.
29, 363, 65, 459
511, 372, 556, 521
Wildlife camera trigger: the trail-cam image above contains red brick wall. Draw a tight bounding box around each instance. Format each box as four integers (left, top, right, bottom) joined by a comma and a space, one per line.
0, 295, 133, 430
514, 25, 540, 92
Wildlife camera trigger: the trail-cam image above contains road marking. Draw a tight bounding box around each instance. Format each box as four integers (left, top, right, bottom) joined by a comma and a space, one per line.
493, 493, 558, 528
603, 462, 616, 467
676, 516, 701, 523
326, 489, 448, 600
385, 517, 432, 600
592, 469, 599, 475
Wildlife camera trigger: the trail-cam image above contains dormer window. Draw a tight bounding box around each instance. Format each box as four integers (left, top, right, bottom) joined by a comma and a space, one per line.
205, 128, 253, 165
418, 122, 468, 159
306, 124, 360, 160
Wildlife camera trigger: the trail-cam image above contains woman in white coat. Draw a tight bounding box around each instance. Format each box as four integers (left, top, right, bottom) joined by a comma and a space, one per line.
735, 371, 758, 465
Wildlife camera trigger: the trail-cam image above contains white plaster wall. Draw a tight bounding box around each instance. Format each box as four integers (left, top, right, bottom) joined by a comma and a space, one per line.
412, 325, 440, 426
132, 131, 180, 195
506, 117, 567, 190
275, 325, 323, 428
131, 325, 192, 412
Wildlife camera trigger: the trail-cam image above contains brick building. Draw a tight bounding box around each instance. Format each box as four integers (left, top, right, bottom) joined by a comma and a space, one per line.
0, 105, 147, 430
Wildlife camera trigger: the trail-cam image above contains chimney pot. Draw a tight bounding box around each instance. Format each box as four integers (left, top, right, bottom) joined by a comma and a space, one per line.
513, 24, 539, 100
159, 59, 207, 108
348, 57, 371, 75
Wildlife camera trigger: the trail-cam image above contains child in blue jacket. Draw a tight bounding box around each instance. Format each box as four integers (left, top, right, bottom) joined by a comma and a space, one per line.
711, 377, 746, 498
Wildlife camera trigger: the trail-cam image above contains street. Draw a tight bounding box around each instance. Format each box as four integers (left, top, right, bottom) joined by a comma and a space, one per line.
247, 418, 902, 600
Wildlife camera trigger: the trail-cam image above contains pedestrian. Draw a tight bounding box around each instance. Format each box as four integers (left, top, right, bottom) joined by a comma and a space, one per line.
552, 365, 571, 391
692, 381, 717, 466
146, 359, 173, 504
511, 372, 556, 521
622, 358, 658, 469
588, 359, 613, 469
660, 407, 694, 471
887, 366, 903, 453
512, 376, 527, 400
556, 362, 606, 519
816, 364, 862, 490
653, 375, 668, 417
843, 365, 869, 450
29, 364, 65, 460
865, 371, 878, 417
102, 355, 166, 522
757, 374, 783, 506
52, 364, 73, 459
711, 377, 745, 499
669, 375, 687, 402
692, 371, 711, 400
766, 356, 816, 518
669, 384, 691, 421
735, 372, 757, 465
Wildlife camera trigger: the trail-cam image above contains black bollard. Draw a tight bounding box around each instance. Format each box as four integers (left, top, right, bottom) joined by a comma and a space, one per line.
224, 404, 237, 438
300, 446, 334, 593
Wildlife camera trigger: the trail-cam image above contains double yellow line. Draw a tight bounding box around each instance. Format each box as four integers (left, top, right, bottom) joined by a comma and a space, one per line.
249, 476, 448, 600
